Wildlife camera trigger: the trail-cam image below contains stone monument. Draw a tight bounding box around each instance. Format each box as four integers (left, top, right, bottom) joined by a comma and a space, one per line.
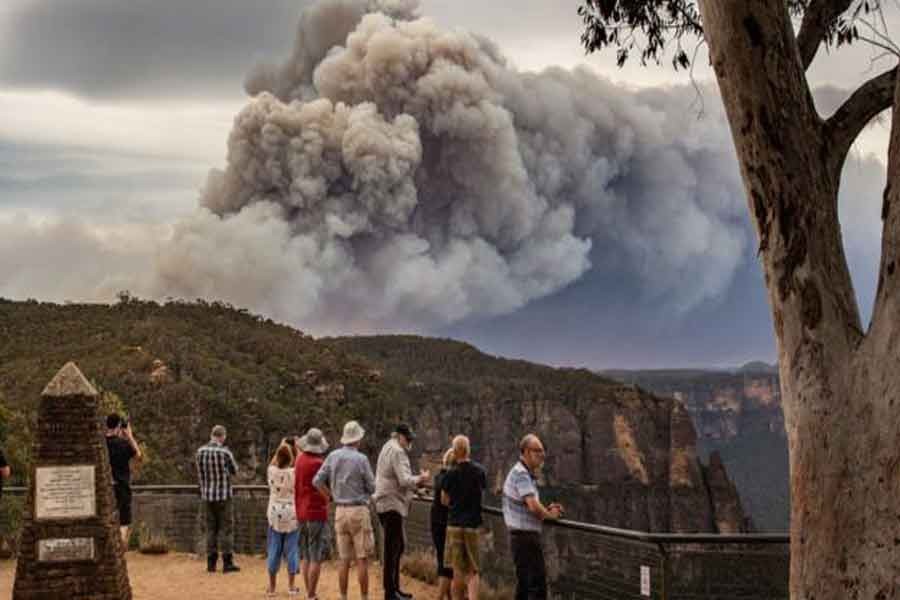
13, 362, 132, 600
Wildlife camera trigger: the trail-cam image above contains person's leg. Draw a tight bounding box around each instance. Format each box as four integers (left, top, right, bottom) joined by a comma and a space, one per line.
266, 527, 283, 592
451, 574, 466, 600
306, 520, 327, 598
530, 536, 547, 600
468, 573, 480, 600
438, 577, 451, 600
335, 508, 352, 599
510, 534, 529, 600
395, 516, 406, 594
206, 501, 220, 572
285, 528, 300, 591
221, 498, 240, 572
338, 559, 351, 598
356, 557, 369, 597
379, 511, 402, 598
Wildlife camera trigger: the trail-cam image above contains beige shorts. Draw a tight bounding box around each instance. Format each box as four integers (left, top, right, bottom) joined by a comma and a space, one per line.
445, 526, 480, 575
335, 505, 375, 560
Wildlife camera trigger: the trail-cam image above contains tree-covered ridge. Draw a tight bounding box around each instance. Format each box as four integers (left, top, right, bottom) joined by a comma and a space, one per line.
0, 297, 408, 486
326, 334, 629, 390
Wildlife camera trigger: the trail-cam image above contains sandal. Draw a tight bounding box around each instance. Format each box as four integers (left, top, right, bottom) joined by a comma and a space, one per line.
265, 591, 277, 599
287, 590, 301, 598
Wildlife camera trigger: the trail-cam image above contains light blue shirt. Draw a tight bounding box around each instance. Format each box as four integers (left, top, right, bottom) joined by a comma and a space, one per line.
313, 445, 375, 505
502, 461, 542, 532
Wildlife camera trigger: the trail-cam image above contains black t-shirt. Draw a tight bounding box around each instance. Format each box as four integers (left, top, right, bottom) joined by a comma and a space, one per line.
443, 461, 487, 528
106, 436, 136, 486
0, 448, 7, 497
431, 469, 449, 526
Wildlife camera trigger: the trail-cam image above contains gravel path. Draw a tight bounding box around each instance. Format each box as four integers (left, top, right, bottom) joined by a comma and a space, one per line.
0, 552, 436, 599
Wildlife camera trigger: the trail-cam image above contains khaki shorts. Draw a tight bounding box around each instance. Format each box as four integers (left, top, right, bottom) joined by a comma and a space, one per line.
444, 526, 480, 575
335, 505, 375, 560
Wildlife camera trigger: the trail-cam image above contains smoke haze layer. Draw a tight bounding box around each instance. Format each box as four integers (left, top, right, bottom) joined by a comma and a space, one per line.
142, 0, 748, 332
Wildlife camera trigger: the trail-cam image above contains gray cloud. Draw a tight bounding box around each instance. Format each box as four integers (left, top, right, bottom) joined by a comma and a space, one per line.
0, 0, 301, 99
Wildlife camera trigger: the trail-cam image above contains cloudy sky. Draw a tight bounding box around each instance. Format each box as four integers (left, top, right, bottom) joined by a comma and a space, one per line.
0, 0, 895, 368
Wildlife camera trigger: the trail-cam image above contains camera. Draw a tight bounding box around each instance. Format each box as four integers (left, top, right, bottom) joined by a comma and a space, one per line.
120, 418, 128, 429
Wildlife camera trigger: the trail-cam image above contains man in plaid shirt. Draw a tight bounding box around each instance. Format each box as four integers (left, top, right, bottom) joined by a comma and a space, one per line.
196, 425, 240, 574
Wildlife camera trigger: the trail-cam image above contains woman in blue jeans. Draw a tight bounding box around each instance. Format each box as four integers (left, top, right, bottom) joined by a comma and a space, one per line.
267, 441, 300, 597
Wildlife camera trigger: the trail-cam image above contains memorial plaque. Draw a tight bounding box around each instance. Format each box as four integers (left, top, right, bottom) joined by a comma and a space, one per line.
35, 465, 96, 520
38, 538, 95, 562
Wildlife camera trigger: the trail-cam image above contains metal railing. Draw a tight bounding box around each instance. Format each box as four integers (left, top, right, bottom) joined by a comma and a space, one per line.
4, 485, 789, 599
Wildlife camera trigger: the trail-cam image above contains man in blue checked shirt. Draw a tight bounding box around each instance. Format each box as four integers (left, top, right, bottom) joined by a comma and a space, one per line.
196, 424, 240, 574
502, 434, 563, 600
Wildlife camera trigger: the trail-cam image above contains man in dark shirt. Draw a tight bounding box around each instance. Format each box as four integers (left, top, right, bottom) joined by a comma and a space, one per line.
441, 435, 487, 600
105, 414, 142, 547
0, 447, 10, 498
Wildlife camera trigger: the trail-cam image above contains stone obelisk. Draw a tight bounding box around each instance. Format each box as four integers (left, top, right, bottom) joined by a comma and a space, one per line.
13, 362, 132, 600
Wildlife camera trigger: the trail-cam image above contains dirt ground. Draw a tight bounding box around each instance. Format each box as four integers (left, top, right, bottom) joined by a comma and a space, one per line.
0, 552, 437, 599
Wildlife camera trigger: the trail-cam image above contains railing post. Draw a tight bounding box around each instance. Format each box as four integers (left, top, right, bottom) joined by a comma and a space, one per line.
656, 542, 669, 600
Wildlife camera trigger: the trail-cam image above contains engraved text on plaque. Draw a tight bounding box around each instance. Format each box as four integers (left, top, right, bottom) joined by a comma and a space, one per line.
38, 538, 95, 562
35, 466, 96, 520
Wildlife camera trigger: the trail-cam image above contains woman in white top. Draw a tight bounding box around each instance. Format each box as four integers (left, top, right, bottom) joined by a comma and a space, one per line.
266, 441, 300, 597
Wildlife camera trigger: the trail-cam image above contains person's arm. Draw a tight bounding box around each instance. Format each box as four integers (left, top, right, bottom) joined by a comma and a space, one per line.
524, 495, 562, 521
363, 458, 376, 496
312, 456, 332, 501
441, 489, 451, 507
226, 449, 238, 476
393, 450, 422, 491
123, 423, 142, 461
515, 470, 560, 521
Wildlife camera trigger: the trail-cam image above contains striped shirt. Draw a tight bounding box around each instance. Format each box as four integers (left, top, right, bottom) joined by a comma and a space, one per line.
196, 440, 238, 502
502, 461, 542, 532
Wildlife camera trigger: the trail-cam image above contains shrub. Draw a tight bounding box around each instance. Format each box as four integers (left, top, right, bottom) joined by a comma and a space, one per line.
400, 549, 514, 600
136, 524, 170, 555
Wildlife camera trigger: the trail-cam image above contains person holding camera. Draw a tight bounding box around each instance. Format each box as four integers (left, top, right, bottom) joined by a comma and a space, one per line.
105, 413, 142, 547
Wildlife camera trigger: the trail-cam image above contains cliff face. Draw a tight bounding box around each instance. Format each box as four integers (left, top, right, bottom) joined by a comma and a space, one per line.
605, 368, 789, 531
606, 369, 784, 446
332, 336, 749, 533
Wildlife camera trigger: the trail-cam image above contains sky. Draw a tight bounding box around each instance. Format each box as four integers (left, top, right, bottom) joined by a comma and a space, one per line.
0, 0, 895, 369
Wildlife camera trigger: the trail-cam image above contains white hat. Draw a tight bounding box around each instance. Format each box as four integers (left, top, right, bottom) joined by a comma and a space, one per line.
299, 428, 329, 454
340, 420, 365, 445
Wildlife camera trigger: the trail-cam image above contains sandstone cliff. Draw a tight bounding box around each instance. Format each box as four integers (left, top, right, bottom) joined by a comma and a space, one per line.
330, 336, 750, 533
605, 367, 788, 531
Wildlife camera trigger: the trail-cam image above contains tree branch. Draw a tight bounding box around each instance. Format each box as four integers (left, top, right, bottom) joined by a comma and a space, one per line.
869, 71, 900, 341
824, 65, 898, 173
796, 0, 855, 69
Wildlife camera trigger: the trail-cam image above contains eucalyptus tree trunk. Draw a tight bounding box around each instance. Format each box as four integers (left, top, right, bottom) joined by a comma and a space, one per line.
696, 1, 900, 598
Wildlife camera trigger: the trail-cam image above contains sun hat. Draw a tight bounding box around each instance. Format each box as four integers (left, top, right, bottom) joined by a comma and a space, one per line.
299, 427, 329, 454
340, 420, 365, 445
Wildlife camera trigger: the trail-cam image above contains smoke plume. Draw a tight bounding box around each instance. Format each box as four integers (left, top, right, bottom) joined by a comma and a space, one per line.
142, 0, 747, 332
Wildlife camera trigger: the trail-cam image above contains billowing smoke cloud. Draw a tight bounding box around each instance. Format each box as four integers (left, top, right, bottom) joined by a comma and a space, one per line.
144, 0, 748, 332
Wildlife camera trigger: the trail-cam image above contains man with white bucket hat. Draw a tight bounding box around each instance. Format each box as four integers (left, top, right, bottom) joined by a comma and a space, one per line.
313, 421, 376, 600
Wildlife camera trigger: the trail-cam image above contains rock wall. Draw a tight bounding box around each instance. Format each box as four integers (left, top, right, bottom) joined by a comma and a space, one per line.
409, 382, 746, 533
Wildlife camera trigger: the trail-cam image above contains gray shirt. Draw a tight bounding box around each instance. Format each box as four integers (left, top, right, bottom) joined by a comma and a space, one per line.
313, 445, 375, 506
373, 437, 421, 517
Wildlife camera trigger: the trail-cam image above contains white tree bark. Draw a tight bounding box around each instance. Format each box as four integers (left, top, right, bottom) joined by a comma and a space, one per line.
696, 1, 900, 598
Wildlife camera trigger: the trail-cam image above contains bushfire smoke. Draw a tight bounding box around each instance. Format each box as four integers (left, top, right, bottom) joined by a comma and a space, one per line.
143, 0, 746, 332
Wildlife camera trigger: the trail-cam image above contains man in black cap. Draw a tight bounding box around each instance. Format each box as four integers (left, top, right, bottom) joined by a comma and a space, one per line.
374, 424, 430, 600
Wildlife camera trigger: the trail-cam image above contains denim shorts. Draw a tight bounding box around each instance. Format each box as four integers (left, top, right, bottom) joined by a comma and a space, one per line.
298, 520, 332, 562
267, 527, 299, 575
